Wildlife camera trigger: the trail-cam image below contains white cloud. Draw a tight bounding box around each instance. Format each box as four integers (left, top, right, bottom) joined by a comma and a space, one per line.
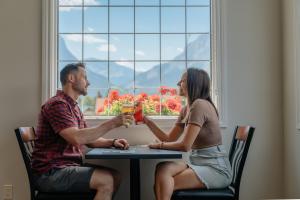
87, 27, 94, 32
59, 0, 100, 6
116, 59, 133, 69
177, 47, 184, 53
59, 0, 100, 12
97, 44, 117, 52
59, 7, 81, 12
65, 35, 82, 42
135, 50, 145, 56
84, 35, 107, 44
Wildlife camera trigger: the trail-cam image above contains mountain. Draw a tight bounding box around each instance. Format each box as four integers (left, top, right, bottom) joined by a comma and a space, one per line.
59, 34, 209, 96
135, 34, 210, 88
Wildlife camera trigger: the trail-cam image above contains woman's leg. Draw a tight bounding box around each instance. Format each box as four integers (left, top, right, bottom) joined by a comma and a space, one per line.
154, 161, 188, 200
173, 168, 206, 191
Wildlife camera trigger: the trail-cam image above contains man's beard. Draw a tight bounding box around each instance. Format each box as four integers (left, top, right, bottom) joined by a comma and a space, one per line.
73, 82, 87, 96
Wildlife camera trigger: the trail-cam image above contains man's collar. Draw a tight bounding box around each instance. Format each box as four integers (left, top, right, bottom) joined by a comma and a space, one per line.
56, 90, 78, 106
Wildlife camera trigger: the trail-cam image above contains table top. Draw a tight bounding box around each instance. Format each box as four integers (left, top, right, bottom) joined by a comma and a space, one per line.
85, 145, 183, 159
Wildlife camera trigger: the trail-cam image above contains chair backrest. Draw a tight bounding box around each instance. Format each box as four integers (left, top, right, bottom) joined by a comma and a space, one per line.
15, 127, 37, 199
228, 126, 255, 198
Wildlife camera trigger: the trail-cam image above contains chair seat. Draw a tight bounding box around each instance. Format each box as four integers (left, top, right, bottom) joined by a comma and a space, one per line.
36, 191, 96, 200
172, 188, 234, 200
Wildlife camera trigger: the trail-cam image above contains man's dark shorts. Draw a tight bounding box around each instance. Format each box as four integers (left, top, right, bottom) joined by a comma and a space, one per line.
34, 166, 94, 192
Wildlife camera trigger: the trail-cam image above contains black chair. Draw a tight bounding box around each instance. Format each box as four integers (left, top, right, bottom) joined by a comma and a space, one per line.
15, 127, 96, 200
172, 126, 255, 200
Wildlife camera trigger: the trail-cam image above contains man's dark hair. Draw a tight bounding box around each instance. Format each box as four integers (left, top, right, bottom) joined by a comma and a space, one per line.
60, 63, 85, 86
187, 68, 219, 117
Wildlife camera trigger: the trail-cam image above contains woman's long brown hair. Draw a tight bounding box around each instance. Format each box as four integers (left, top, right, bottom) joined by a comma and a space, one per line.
187, 68, 219, 117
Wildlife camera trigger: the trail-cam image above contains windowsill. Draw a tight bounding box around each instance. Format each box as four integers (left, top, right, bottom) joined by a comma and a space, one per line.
85, 116, 228, 129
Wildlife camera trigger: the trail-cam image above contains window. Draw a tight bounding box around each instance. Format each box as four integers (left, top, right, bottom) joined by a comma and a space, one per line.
43, 0, 226, 124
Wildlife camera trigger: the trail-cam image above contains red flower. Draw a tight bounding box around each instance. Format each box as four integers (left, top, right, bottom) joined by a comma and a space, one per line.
136, 93, 148, 102
170, 88, 177, 96
166, 98, 181, 112
120, 94, 134, 102
109, 90, 119, 103
150, 94, 160, 102
159, 86, 169, 95
97, 106, 104, 113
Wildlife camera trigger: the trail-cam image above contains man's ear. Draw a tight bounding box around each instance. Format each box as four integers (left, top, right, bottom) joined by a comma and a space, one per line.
67, 73, 76, 84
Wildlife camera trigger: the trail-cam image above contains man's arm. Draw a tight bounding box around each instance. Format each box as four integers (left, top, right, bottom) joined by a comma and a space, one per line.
59, 115, 132, 146
86, 137, 114, 148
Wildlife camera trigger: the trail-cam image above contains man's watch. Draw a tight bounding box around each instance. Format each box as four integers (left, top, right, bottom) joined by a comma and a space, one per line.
112, 139, 117, 147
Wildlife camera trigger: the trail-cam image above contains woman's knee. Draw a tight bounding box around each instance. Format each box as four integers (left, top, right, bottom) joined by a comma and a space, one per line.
155, 161, 172, 176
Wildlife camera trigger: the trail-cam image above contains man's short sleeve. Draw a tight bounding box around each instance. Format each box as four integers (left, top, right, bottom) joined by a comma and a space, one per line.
187, 100, 208, 128
43, 101, 77, 134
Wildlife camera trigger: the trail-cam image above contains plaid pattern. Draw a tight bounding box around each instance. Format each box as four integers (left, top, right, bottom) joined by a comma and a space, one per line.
32, 90, 87, 174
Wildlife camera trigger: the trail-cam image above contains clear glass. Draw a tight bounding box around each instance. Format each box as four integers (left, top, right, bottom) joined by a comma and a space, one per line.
161, 7, 185, 33
84, 7, 108, 33
110, 7, 134, 33
135, 7, 159, 33
161, 61, 186, 87
187, 7, 210, 33
84, 34, 108, 60
59, 7, 82, 33
85, 62, 109, 88
161, 34, 186, 60
109, 34, 134, 60
109, 61, 134, 88
135, 34, 160, 60
187, 34, 210, 60
59, 34, 82, 60
135, 62, 160, 88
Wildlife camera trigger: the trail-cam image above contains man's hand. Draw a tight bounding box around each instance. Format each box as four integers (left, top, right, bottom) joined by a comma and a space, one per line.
113, 139, 129, 149
111, 114, 133, 128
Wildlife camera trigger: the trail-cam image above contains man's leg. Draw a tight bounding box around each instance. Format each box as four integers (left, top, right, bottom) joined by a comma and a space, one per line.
89, 167, 121, 200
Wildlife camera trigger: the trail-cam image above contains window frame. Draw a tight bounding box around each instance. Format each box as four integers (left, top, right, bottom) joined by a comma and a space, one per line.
42, 0, 228, 127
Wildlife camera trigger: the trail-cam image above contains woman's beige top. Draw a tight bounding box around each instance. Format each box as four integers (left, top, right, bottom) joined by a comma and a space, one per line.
176, 99, 222, 149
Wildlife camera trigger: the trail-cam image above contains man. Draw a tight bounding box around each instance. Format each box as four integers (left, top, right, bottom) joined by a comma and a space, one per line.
31, 63, 132, 200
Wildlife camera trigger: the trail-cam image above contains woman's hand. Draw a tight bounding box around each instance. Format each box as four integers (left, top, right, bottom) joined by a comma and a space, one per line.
113, 139, 129, 149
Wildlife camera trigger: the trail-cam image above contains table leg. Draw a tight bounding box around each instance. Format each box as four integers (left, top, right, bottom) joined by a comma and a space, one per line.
130, 159, 140, 200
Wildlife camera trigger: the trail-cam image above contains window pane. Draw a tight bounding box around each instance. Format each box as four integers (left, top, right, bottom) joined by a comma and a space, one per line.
135, 7, 159, 33
94, 88, 109, 116
135, 0, 159, 6
80, 88, 98, 116
135, 88, 160, 115
109, 0, 134, 6
187, 34, 210, 60
135, 35, 160, 60
161, 61, 186, 87
59, 34, 82, 60
84, 34, 108, 60
109, 34, 134, 60
161, 0, 185, 6
187, 7, 210, 33
84, 0, 108, 5
161, 34, 186, 60
59, 7, 82, 33
85, 62, 109, 88
187, 61, 210, 76
105, 88, 134, 115
161, 7, 185, 33
59, 0, 82, 6
135, 62, 160, 88
109, 61, 134, 88
84, 7, 108, 33
187, 0, 210, 6
110, 7, 134, 33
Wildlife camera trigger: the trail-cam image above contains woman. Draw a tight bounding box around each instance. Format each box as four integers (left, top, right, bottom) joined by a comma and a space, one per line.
143, 68, 232, 200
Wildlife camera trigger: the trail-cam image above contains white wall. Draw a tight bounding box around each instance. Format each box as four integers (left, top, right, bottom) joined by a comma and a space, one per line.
0, 0, 284, 199
283, 0, 300, 197
0, 0, 42, 200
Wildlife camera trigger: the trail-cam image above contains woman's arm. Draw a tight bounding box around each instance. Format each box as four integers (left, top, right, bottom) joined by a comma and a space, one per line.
144, 116, 184, 142
149, 123, 200, 152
